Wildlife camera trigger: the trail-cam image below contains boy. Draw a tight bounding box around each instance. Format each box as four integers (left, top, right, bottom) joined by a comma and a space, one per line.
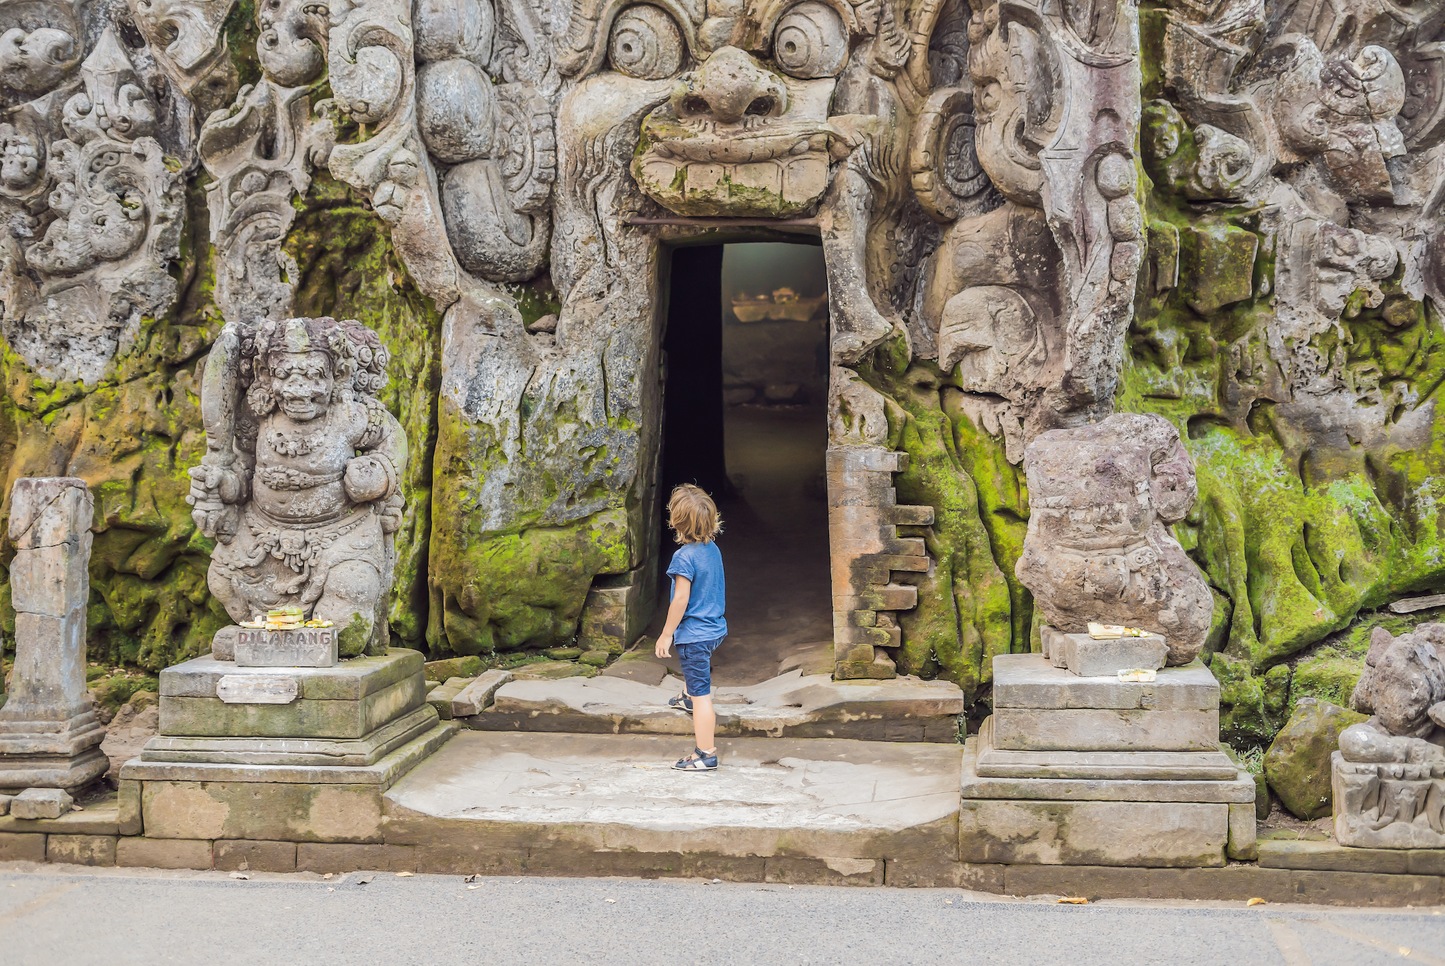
655, 483, 727, 771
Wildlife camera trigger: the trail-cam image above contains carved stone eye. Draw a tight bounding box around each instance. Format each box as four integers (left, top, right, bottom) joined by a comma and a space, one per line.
609, 5, 684, 80
773, 1, 848, 79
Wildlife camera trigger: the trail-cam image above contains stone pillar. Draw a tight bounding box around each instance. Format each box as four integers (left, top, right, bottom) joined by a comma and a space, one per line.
826, 446, 932, 680
0, 477, 107, 791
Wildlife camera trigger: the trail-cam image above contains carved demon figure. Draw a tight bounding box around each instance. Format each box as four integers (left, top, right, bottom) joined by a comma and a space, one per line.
187, 316, 408, 657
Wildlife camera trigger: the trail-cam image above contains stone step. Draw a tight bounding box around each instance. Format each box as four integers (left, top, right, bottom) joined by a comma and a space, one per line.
382, 731, 963, 877
461, 669, 962, 742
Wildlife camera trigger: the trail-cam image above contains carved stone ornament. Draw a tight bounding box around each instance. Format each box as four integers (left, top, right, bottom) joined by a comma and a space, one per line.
1, 24, 184, 385
186, 316, 409, 657
1015, 413, 1214, 666
1333, 624, 1445, 848
198, 0, 334, 324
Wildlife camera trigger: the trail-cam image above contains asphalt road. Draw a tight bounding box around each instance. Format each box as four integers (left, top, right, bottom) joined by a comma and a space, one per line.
1, 865, 1443, 966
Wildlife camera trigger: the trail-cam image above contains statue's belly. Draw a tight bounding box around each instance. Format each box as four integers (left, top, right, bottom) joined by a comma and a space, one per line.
253, 479, 350, 524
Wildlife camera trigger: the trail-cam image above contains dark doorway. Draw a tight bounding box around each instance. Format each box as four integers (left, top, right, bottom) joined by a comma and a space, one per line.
655, 242, 832, 686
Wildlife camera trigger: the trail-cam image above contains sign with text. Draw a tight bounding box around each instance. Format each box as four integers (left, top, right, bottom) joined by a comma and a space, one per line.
217, 674, 300, 704
234, 626, 339, 668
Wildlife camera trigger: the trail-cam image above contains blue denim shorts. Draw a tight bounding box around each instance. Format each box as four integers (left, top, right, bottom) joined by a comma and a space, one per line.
675, 636, 725, 697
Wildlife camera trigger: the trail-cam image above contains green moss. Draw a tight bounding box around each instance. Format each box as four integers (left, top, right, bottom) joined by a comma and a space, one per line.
855, 337, 1013, 703
1289, 647, 1363, 717
337, 612, 372, 658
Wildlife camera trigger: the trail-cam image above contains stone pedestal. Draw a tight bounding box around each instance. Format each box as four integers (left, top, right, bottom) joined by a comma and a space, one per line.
119, 648, 454, 843
0, 478, 107, 791
960, 654, 1256, 867
1041, 625, 1168, 677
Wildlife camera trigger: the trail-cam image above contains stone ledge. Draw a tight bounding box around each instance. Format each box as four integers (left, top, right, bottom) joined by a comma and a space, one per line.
121, 719, 456, 784
1259, 839, 1445, 876
0, 802, 119, 835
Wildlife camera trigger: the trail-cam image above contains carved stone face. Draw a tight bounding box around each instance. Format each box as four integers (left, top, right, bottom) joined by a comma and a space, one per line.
256, 0, 329, 87
25, 184, 148, 276
1272, 41, 1406, 204
622, 0, 859, 217
966, 5, 1049, 207
0, 25, 79, 94
269, 350, 334, 421
0, 123, 42, 191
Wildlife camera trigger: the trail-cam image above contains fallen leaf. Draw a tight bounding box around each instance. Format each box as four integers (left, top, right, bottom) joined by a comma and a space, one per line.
467, 885, 481, 890
326, 888, 334, 892
605, 898, 616, 903
1400, 949, 1410, 957
229, 872, 249, 880
464, 874, 480, 883
322, 873, 334, 880
944, 900, 953, 905
71, 804, 85, 811
356, 875, 375, 885
1057, 897, 1088, 904
1246, 898, 1266, 907
396, 871, 414, 877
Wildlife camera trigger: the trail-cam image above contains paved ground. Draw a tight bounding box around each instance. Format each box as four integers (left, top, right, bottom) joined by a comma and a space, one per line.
387, 732, 960, 862
1, 864, 1441, 965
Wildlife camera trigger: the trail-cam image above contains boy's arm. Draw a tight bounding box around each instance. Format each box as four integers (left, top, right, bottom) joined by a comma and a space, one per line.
655, 576, 692, 658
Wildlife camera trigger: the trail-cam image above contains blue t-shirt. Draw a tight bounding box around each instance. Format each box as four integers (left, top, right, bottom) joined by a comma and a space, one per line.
667, 541, 727, 643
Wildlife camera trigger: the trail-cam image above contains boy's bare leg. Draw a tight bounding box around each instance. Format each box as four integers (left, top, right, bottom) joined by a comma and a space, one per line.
692, 694, 716, 753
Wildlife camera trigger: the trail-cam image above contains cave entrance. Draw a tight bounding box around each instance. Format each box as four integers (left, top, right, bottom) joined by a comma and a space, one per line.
656, 242, 833, 686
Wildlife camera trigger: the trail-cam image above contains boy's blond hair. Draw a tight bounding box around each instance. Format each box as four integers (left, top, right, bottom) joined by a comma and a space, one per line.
667, 484, 722, 544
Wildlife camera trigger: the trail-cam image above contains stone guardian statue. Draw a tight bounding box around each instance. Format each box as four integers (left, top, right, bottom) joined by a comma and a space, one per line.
186, 316, 407, 656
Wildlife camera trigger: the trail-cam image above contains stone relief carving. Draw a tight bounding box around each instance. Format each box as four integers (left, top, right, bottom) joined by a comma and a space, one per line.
127, 0, 239, 114
1333, 623, 1445, 848
198, 0, 334, 324
186, 315, 408, 657
1, 24, 185, 384
1016, 413, 1214, 666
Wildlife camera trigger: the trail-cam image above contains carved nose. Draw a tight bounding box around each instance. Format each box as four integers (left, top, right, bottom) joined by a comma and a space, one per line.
676, 46, 783, 124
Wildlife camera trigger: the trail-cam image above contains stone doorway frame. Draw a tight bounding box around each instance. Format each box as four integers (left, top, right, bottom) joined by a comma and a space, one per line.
572, 232, 933, 682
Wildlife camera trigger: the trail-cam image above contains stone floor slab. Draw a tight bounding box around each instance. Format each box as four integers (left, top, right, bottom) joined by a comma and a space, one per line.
383, 732, 962, 863
467, 669, 963, 741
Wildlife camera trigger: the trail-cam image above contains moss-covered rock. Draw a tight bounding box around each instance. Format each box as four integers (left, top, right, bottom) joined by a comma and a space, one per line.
424, 656, 485, 683
1263, 697, 1366, 819
1289, 648, 1363, 718
1210, 652, 1289, 745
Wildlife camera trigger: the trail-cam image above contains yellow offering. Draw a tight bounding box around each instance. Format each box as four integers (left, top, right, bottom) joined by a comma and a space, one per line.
1087, 622, 1150, 639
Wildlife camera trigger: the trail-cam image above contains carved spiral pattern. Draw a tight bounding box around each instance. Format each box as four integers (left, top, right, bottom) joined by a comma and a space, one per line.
772, 1, 848, 78
608, 5, 684, 80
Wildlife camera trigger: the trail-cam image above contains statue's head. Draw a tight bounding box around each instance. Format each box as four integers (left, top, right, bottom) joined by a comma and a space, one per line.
1361, 631, 1445, 739
244, 316, 390, 420
556, 0, 891, 218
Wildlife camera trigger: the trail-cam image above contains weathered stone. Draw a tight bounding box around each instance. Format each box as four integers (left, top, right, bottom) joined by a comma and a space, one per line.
1016, 415, 1214, 665
142, 780, 385, 843
423, 657, 484, 683
993, 654, 1218, 711
213, 839, 299, 873
10, 787, 72, 820
1331, 624, 1445, 846
958, 799, 1229, 867
46, 834, 117, 867
234, 627, 339, 669
385, 732, 962, 864
1041, 627, 1169, 677
0, 479, 106, 791
116, 838, 214, 870
992, 708, 1219, 752
1264, 697, 1365, 819
450, 670, 513, 717
0, 832, 47, 862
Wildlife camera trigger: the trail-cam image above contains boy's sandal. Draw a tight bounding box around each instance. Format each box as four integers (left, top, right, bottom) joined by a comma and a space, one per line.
673, 747, 718, 771
668, 693, 694, 714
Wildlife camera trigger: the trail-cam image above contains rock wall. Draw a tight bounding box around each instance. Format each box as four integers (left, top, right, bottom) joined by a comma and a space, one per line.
0, 0, 1440, 748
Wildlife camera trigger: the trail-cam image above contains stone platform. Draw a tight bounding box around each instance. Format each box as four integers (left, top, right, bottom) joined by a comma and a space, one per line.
958, 654, 1256, 868
379, 731, 962, 881
462, 669, 963, 741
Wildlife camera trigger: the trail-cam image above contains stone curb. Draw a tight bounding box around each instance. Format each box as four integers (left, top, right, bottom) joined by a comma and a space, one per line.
3, 833, 1440, 905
